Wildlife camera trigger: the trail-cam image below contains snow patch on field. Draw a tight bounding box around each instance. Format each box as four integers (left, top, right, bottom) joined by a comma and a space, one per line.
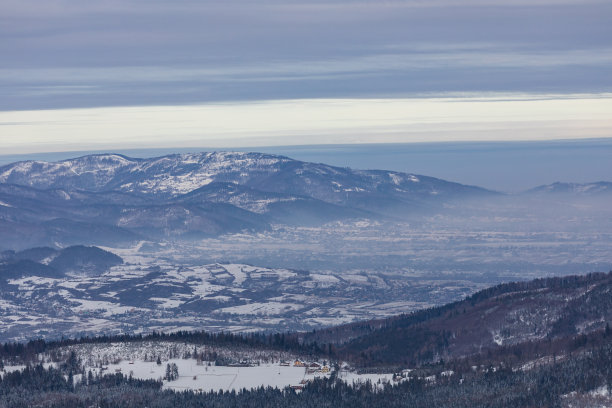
311, 274, 340, 284
217, 302, 303, 316
590, 385, 611, 397
222, 264, 248, 285
150, 297, 185, 308
72, 299, 144, 317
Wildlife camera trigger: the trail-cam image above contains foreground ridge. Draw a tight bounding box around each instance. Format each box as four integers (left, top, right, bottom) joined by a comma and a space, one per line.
1, 271, 612, 407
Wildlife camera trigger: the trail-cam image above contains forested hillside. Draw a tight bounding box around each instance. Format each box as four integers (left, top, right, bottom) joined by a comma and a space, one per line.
1, 334, 612, 407
1, 271, 612, 407
300, 271, 612, 366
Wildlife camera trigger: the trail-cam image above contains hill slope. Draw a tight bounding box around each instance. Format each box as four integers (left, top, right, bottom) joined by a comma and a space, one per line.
302, 271, 612, 366
0, 245, 122, 282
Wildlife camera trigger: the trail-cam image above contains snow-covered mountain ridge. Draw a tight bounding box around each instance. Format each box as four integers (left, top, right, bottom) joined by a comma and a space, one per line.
0, 152, 291, 196
1, 151, 608, 252
0, 151, 491, 200
0, 152, 495, 249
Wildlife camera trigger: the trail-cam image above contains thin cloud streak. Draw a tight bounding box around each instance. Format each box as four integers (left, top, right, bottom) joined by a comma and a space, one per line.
4, 47, 612, 84
3, 0, 606, 18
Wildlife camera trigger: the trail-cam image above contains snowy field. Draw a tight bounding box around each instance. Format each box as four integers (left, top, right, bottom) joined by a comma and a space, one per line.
1, 357, 396, 393
100, 359, 323, 392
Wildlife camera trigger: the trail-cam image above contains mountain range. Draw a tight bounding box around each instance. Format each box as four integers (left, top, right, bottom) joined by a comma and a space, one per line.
0, 151, 609, 251
0, 152, 495, 249
527, 181, 612, 196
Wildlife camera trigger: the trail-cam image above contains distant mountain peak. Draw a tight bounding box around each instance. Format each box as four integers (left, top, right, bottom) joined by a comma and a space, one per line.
527, 181, 612, 195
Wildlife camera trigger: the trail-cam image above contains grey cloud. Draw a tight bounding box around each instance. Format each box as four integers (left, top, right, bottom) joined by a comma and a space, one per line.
3, 46, 612, 85
1, 0, 611, 109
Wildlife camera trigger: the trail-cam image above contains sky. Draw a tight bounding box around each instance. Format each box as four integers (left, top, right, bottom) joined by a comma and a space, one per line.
1, 0, 611, 154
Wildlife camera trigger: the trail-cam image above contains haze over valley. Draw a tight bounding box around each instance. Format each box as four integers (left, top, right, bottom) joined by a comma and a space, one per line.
0, 152, 610, 344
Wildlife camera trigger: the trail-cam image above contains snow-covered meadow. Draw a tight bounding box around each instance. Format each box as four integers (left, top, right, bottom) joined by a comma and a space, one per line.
101, 359, 321, 392
0, 340, 399, 393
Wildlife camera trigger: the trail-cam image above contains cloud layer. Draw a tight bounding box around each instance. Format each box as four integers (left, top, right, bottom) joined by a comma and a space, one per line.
2, 95, 611, 154
1, 0, 611, 110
